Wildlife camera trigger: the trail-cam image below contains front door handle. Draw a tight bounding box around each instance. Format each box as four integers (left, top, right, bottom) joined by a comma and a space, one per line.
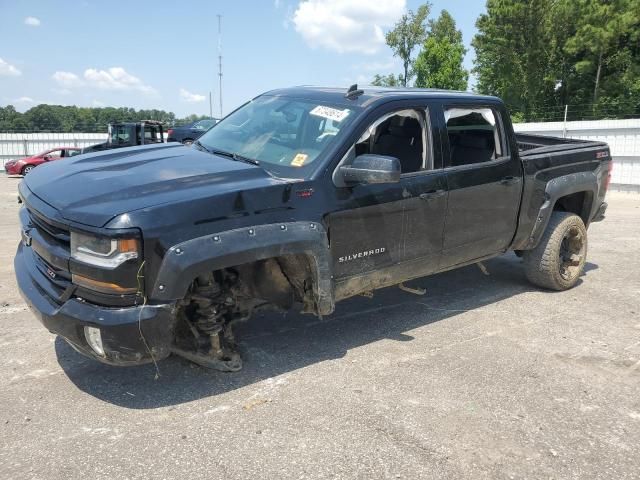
499, 176, 519, 186
419, 189, 446, 201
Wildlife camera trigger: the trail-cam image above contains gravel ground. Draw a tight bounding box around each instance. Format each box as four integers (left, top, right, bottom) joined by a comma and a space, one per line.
0, 175, 639, 480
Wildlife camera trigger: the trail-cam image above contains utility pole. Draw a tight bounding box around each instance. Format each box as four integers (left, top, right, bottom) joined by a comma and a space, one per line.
209, 91, 213, 118
217, 14, 223, 119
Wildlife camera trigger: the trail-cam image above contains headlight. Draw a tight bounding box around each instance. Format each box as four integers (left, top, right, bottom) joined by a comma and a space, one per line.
70, 231, 142, 296
71, 231, 139, 268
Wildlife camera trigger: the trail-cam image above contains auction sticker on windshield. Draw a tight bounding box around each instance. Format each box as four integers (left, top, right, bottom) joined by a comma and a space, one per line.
310, 105, 350, 122
291, 153, 308, 167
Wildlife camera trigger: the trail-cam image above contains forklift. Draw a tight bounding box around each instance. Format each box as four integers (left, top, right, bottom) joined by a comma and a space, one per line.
82, 120, 166, 154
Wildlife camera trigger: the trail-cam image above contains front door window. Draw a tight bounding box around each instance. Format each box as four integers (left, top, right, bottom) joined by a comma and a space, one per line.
355, 109, 427, 174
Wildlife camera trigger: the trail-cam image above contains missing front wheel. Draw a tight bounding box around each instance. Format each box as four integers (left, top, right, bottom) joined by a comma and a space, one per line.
172, 272, 246, 371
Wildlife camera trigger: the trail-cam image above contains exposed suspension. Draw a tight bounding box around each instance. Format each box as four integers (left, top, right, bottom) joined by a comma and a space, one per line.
172, 272, 243, 371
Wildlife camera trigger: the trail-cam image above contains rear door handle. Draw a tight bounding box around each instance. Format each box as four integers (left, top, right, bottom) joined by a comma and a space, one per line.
419, 189, 446, 201
499, 176, 520, 186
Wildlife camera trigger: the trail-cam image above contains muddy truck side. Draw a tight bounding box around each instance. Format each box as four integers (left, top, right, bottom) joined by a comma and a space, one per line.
14, 86, 611, 371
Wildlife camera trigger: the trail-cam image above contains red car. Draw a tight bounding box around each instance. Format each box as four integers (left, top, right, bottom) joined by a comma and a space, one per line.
4, 146, 82, 176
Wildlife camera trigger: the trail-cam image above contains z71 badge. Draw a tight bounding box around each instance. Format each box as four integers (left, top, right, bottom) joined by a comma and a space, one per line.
338, 247, 386, 263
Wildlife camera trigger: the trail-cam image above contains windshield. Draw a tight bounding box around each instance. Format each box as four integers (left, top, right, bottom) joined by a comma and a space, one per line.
197, 96, 356, 177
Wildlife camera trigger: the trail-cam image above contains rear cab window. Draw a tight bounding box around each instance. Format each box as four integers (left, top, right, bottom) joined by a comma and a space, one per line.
140, 126, 162, 143
443, 106, 507, 168
66, 149, 82, 157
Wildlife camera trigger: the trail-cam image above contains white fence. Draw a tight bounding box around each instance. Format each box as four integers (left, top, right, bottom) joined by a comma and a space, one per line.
0, 133, 108, 168
513, 118, 640, 191
1, 119, 639, 190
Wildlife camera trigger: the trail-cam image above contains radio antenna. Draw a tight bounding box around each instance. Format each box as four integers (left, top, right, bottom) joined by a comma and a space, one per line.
217, 14, 223, 119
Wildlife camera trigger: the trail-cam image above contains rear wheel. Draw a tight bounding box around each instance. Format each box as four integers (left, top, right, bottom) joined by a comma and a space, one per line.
22, 165, 34, 176
182, 139, 194, 146
523, 212, 587, 290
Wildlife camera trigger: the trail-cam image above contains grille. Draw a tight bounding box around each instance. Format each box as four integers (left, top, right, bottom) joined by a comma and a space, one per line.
24, 206, 72, 278
28, 208, 70, 247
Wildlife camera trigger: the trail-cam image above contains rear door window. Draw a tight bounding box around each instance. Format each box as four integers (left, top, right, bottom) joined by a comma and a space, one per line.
444, 107, 504, 167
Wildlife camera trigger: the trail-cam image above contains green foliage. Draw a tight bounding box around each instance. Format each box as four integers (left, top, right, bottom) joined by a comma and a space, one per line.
373, 4, 469, 90
371, 73, 404, 87
179, 114, 211, 125
472, 0, 556, 121
510, 111, 526, 123
414, 10, 469, 90
473, 0, 640, 121
384, 3, 431, 86
0, 104, 207, 132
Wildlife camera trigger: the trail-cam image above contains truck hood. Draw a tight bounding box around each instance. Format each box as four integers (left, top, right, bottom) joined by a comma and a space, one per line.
23, 143, 280, 227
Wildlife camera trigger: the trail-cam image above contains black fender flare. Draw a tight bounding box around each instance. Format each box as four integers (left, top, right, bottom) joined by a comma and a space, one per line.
149, 221, 334, 315
524, 171, 597, 249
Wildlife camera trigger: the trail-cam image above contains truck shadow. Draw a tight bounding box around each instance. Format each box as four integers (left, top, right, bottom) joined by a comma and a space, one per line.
55, 254, 599, 409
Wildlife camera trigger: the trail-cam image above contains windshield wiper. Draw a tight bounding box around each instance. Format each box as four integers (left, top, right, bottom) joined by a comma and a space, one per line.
211, 149, 260, 166
194, 141, 260, 166
193, 140, 213, 154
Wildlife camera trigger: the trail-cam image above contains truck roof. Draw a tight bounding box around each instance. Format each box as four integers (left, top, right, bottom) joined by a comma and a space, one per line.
263, 86, 502, 108
109, 120, 165, 126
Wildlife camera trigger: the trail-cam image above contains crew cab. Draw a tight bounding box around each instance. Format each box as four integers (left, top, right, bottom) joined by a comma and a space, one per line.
14, 86, 611, 371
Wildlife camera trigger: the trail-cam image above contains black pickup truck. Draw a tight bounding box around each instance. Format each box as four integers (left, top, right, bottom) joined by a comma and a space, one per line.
15, 86, 611, 371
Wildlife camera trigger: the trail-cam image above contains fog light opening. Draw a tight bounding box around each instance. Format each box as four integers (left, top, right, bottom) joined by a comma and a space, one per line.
84, 326, 105, 357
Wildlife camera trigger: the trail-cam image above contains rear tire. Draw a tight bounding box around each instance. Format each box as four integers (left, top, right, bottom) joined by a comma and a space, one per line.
22, 165, 34, 175
523, 212, 587, 291
182, 139, 194, 146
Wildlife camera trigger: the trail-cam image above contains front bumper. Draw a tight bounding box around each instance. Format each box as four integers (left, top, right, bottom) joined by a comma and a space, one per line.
4, 164, 21, 175
15, 242, 176, 366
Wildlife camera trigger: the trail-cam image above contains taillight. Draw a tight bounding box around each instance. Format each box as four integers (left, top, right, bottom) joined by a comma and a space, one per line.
167, 129, 174, 136
604, 161, 613, 192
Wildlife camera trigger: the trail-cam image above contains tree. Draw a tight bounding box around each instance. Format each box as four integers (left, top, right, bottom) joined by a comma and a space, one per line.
0, 105, 200, 132
472, 0, 640, 122
385, 3, 431, 86
564, 0, 639, 108
472, 0, 556, 121
413, 10, 469, 90
178, 113, 211, 125
371, 73, 404, 87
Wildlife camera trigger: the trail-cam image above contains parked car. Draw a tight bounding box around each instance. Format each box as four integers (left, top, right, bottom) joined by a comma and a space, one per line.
4, 147, 82, 176
167, 119, 216, 145
15, 86, 611, 373
82, 121, 165, 154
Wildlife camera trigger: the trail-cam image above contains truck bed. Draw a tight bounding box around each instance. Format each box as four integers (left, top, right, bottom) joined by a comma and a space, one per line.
516, 133, 607, 157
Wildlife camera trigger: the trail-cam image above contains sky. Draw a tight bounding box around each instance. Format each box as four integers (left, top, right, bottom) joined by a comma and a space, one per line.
0, 0, 487, 118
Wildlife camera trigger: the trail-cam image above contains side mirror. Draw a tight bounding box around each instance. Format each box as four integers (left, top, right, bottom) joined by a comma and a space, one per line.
340, 154, 401, 185
43, 155, 51, 161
